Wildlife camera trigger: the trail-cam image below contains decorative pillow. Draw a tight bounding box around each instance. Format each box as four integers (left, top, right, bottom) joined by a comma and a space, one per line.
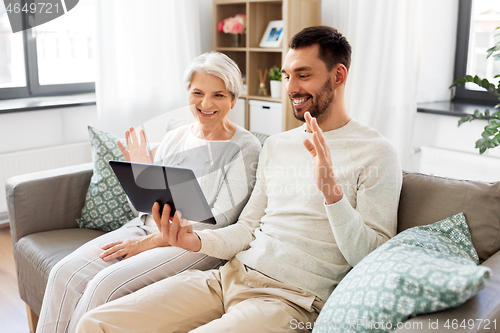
77, 126, 137, 231
313, 213, 491, 333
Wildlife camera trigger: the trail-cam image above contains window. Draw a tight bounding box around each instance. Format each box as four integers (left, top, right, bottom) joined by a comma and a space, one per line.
0, 0, 96, 100
453, 0, 500, 105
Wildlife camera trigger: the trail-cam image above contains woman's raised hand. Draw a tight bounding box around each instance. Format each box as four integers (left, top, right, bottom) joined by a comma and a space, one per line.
117, 127, 157, 164
152, 203, 202, 252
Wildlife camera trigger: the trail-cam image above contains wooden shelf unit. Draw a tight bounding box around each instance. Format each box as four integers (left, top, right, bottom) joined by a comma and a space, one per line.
213, 0, 321, 132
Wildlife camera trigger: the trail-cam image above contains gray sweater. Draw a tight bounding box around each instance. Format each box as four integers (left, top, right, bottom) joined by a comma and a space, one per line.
196, 119, 402, 301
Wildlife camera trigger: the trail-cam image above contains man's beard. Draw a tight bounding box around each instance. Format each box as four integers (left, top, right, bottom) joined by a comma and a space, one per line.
291, 77, 334, 124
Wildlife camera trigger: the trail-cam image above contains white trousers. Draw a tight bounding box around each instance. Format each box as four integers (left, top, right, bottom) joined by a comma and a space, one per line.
35, 219, 223, 333
76, 258, 323, 333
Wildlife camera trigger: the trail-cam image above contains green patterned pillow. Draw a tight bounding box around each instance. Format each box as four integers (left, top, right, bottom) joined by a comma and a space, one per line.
313, 213, 491, 333
77, 126, 136, 231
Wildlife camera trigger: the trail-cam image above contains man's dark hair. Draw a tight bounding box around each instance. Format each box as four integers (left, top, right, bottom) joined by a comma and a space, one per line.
288, 26, 351, 71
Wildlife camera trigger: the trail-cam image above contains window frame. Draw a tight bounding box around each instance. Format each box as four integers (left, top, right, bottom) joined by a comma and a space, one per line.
0, 0, 95, 101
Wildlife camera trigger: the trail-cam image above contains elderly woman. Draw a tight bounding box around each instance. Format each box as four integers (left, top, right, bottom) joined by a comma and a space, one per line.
36, 52, 261, 333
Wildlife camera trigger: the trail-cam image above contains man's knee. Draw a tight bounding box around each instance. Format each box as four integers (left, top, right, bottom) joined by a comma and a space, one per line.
75, 309, 104, 333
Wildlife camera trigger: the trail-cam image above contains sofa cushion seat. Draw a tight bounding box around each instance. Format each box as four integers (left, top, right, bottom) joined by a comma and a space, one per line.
14, 228, 106, 315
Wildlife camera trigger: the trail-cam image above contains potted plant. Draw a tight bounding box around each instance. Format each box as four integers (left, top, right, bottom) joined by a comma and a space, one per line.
450, 27, 500, 154
269, 65, 282, 99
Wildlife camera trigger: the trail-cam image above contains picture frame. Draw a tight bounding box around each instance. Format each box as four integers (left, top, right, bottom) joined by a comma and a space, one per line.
259, 20, 284, 48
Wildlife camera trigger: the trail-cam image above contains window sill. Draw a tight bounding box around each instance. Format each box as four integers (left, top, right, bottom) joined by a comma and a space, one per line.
0, 93, 96, 114
417, 101, 495, 118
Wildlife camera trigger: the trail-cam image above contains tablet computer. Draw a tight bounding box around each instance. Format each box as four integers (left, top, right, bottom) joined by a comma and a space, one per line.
109, 160, 216, 224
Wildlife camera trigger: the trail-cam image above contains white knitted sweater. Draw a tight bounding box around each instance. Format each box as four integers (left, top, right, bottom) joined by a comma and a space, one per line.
196, 119, 402, 301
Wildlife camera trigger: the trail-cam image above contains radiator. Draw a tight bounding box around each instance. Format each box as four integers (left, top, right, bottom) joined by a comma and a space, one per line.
0, 142, 92, 215
419, 146, 500, 182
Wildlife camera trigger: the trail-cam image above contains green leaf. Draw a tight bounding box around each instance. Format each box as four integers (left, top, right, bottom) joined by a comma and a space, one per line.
485, 109, 491, 116
495, 75, 500, 79
483, 127, 497, 137
474, 75, 481, 85
495, 104, 500, 109
494, 133, 500, 145
493, 133, 500, 146
486, 44, 500, 58
449, 77, 468, 88
457, 114, 474, 127
475, 138, 489, 155
488, 118, 500, 127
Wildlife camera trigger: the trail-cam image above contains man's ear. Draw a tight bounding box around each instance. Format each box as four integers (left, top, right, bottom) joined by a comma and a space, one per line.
333, 64, 348, 88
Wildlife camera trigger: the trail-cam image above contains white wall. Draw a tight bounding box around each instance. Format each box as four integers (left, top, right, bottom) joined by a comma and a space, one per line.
416, 0, 458, 103
199, 0, 214, 53
0, 105, 98, 155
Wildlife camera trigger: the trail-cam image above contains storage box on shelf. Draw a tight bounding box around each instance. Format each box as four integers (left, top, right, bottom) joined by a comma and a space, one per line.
213, 0, 321, 133
249, 100, 282, 136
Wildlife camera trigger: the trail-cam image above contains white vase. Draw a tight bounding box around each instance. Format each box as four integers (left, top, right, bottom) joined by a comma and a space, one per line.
270, 80, 281, 99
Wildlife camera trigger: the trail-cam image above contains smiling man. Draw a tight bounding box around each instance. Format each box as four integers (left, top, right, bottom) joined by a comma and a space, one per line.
77, 26, 402, 333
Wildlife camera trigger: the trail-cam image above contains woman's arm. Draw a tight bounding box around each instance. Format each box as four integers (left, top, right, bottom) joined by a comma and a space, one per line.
200, 140, 261, 230
99, 232, 170, 261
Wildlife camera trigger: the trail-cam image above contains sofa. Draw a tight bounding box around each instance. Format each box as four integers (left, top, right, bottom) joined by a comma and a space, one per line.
6, 162, 500, 332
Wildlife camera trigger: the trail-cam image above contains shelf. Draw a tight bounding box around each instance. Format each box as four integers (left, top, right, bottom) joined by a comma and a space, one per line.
248, 47, 282, 52
215, 47, 283, 53
215, 47, 247, 52
214, 0, 320, 132
247, 95, 282, 103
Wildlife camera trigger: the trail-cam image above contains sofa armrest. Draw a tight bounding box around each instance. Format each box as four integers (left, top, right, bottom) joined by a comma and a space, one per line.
395, 250, 500, 332
6, 163, 93, 244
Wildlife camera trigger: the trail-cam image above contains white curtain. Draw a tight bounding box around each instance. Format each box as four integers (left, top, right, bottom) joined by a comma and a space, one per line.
95, 0, 202, 137
323, 0, 422, 170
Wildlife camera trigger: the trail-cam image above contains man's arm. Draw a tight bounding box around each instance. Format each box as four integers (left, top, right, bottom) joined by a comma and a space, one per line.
303, 112, 401, 267
325, 149, 401, 266
194, 145, 268, 259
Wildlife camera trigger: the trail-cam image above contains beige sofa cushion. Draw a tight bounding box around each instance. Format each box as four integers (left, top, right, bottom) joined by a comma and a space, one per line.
398, 172, 500, 262
14, 228, 105, 315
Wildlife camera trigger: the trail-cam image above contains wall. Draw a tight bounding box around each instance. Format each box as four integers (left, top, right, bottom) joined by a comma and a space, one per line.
0, 105, 98, 155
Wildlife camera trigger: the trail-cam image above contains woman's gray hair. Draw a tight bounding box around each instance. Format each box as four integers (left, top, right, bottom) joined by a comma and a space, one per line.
184, 52, 242, 101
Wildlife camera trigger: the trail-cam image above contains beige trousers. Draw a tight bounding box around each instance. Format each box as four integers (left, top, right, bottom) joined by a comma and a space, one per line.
76, 258, 324, 333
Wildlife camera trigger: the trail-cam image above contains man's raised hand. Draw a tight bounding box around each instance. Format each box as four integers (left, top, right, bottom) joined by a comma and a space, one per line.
152, 203, 202, 252
303, 112, 343, 204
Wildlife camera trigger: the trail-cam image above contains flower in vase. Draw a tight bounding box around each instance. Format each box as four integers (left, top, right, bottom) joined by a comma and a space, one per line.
217, 20, 225, 33
218, 14, 246, 35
